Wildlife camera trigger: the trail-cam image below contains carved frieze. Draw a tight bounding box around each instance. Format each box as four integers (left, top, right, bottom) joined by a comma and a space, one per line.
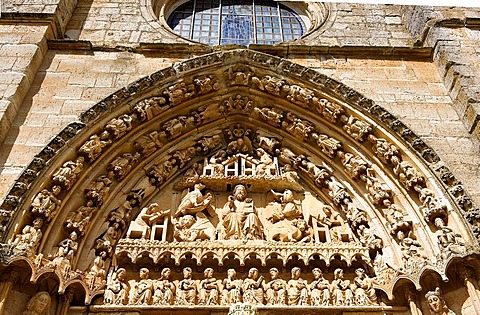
1, 50, 477, 315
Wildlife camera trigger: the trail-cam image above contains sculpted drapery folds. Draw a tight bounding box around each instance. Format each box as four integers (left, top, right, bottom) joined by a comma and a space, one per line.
198, 268, 219, 305
174, 183, 216, 241
310, 268, 330, 306
287, 267, 309, 306
104, 268, 128, 305
176, 267, 197, 306
153, 268, 175, 305
222, 269, 242, 305
265, 268, 287, 305
222, 184, 263, 240
243, 268, 265, 305
130, 268, 153, 305
331, 268, 354, 306
2, 50, 477, 315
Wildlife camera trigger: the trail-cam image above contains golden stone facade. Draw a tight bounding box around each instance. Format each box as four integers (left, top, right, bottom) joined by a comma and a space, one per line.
0, 1, 480, 315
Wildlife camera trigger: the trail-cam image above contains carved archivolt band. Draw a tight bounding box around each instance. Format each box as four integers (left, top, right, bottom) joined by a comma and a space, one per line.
0, 49, 477, 308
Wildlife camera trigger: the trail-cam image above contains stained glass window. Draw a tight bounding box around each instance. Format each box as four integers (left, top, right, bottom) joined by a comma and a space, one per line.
167, 0, 305, 46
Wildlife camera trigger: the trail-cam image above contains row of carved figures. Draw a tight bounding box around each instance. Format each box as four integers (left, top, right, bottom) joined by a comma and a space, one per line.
14, 283, 454, 315
104, 266, 378, 307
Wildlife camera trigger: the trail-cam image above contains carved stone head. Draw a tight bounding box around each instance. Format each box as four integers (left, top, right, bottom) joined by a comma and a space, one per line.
24, 291, 51, 315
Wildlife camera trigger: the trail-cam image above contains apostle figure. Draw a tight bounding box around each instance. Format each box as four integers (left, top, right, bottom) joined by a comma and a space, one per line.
176, 267, 197, 305
265, 268, 286, 305
287, 267, 309, 305
130, 268, 153, 305
243, 267, 265, 305
152, 268, 175, 305
104, 268, 129, 305
331, 268, 354, 306
222, 269, 242, 305
353, 268, 377, 306
310, 268, 330, 306
199, 268, 219, 305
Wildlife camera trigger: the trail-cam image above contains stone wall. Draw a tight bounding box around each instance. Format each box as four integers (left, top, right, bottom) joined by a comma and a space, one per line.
0, 1, 478, 221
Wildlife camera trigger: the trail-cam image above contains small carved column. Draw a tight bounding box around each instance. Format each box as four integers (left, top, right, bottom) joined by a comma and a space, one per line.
0, 269, 17, 315
55, 288, 74, 315
459, 266, 480, 315
405, 287, 422, 315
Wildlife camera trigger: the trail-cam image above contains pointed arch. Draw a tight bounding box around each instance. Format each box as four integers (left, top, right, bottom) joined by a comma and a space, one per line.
1, 49, 478, 307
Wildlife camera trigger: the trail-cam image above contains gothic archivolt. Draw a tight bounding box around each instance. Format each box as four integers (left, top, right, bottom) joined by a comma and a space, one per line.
0, 49, 479, 314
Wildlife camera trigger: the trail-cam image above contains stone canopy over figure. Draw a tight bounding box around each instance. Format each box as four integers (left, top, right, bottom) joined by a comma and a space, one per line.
222, 184, 263, 240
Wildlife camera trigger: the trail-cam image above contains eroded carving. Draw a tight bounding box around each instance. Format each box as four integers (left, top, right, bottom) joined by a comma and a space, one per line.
104, 268, 129, 305
30, 187, 61, 221
23, 292, 51, 315
340, 115, 372, 142
52, 157, 85, 191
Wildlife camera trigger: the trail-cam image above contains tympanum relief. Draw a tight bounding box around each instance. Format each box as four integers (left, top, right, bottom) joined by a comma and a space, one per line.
2, 52, 476, 314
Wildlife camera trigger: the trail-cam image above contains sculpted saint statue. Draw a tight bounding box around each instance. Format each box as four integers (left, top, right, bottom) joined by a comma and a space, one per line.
222, 268, 242, 304
153, 268, 175, 305
222, 184, 263, 240
425, 287, 455, 315
176, 267, 197, 305
353, 268, 377, 306
331, 268, 354, 306
242, 268, 265, 305
265, 268, 286, 305
130, 268, 153, 305
175, 183, 216, 241
104, 268, 129, 305
310, 268, 330, 306
23, 292, 51, 315
198, 268, 219, 305
12, 217, 43, 257
31, 187, 61, 221
287, 267, 309, 305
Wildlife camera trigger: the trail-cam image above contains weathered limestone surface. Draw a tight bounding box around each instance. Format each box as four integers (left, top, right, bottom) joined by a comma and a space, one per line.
0, 2, 479, 315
